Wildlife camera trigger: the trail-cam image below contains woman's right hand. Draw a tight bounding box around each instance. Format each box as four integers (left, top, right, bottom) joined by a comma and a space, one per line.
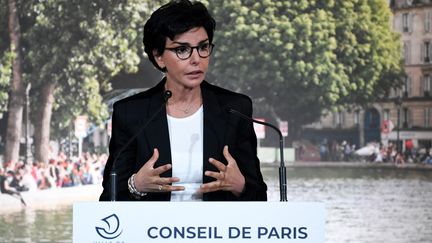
133, 148, 184, 193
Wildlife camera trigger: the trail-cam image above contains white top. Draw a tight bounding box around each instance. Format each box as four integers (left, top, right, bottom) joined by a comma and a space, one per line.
167, 106, 204, 201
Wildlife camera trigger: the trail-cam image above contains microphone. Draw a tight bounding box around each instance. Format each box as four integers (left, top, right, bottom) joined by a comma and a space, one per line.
110, 90, 172, 201
227, 108, 287, 202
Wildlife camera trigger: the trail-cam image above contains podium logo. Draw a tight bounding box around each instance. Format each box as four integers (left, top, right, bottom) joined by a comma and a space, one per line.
95, 214, 123, 239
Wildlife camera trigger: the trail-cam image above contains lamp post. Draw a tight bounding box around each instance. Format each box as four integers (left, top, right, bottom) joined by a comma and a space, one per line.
394, 96, 402, 152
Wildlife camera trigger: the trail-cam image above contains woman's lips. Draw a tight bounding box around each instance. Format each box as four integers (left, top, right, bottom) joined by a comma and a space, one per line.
185, 70, 203, 78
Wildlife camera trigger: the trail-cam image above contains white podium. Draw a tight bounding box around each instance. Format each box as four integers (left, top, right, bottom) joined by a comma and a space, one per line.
74, 202, 324, 243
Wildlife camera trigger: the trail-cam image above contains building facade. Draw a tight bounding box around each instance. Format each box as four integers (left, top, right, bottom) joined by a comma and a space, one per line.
303, 0, 432, 151
389, 0, 432, 150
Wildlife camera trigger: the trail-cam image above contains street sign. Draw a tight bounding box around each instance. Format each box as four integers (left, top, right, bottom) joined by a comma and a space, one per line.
279, 121, 288, 137
107, 119, 112, 137
254, 118, 266, 139
388, 120, 395, 132
74, 116, 88, 138
381, 120, 394, 134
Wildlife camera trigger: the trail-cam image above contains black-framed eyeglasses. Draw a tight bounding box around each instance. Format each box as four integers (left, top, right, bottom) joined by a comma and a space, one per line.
165, 43, 215, 60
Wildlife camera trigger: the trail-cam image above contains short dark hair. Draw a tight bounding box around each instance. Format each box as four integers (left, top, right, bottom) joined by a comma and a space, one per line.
143, 0, 216, 72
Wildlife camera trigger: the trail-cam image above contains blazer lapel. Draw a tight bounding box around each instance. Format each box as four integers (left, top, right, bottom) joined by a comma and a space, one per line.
144, 80, 172, 178
201, 82, 228, 184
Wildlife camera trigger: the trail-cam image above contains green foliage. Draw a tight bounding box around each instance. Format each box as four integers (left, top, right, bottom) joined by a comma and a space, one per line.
0, 0, 10, 116
10, 0, 157, 136
207, 0, 403, 133
0, 49, 12, 114
331, 0, 403, 105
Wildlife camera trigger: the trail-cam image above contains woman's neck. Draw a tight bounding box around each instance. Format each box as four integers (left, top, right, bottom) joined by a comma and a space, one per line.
165, 80, 203, 118
166, 83, 200, 103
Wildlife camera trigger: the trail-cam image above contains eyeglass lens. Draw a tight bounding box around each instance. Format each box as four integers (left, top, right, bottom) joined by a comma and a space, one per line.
170, 44, 214, 60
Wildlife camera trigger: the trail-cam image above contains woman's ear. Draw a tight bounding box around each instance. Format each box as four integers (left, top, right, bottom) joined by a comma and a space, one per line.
153, 50, 165, 69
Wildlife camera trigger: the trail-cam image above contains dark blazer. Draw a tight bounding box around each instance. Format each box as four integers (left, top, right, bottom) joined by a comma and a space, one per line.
99, 79, 267, 201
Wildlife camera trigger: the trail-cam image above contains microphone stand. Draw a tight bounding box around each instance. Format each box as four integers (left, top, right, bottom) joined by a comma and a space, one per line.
228, 109, 287, 202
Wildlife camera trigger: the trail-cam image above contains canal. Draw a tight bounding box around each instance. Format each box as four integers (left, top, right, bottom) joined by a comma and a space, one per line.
1, 166, 431, 243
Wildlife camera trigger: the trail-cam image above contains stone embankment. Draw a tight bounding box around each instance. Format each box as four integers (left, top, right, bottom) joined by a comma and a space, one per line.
262, 161, 432, 169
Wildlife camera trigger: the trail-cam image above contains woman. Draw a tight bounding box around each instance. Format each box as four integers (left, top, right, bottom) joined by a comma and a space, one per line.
100, 0, 267, 201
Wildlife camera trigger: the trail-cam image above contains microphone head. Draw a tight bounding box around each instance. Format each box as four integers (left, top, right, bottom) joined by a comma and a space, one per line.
164, 90, 172, 102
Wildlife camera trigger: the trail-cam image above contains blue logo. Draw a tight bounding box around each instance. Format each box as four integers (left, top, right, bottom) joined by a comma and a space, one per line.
95, 214, 123, 239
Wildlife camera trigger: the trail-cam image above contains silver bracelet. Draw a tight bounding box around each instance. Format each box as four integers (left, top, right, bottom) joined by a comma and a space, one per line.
128, 173, 147, 197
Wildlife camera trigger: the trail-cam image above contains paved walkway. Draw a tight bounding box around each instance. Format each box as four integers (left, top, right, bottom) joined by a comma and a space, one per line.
0, 184, 102, 214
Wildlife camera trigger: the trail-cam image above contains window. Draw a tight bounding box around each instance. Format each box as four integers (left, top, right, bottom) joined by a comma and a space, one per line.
425, 108, 431, 127
391, 87, 404, 98
422, 41, 431, 63
402, 108, 411, 128
404, 41, 411, 64
403, 13, 409, 32
383, 109, 390, 121
354, 110, 360, 125
402, 13, 413, 33
334, 111, 343, 127
403, 76, 412, 97
425, 11, 432, 32
423, 75, 431, 96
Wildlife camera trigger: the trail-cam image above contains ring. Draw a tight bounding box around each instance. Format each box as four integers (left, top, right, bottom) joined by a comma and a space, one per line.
158, 185, 162, 191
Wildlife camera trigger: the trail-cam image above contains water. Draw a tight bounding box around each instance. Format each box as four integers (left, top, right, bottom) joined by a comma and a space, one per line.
1, 166, 431, 243
263, 166, 432, 243
0, 205, 72, 243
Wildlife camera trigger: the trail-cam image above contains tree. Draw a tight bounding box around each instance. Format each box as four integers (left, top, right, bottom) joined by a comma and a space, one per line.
0, 0, 162, 163
207, 0, 403, 140
4, 0, 25, 163
330, 0, 403, 105
26, 0, 158, 163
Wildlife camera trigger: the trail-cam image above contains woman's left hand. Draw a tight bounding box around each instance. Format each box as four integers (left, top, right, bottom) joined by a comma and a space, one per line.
200, 145, 245, 197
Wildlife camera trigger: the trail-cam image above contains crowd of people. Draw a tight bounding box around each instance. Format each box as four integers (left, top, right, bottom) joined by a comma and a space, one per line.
317, 138, 432, 165
2, 140, 431, 199
318, 139, 358, 162
373, 142, 432, 165
0, 152, 107, 198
